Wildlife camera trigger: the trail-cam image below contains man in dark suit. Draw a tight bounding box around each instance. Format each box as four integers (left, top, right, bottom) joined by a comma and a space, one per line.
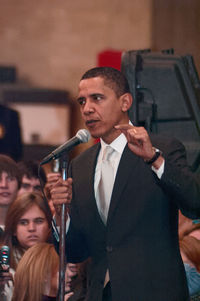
50, 67, 200, 301
0, 104, 23, 161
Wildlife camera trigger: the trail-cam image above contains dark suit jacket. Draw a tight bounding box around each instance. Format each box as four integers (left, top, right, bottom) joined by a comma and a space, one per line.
65, 135, 200, 301
0, 104, 23, 161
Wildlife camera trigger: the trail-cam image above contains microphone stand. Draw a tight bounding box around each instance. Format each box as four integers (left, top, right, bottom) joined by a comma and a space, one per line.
58, 158, 68, 301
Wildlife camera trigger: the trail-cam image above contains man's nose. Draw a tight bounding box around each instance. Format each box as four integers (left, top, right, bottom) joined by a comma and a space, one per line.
27, 187, 34, 193
27, 222, 36, 231
0, 177, 8, 187
83, 100, 94, 114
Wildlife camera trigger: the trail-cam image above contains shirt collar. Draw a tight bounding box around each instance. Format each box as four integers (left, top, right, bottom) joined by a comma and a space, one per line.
100, 121, 132, 155
0, 224, 5, 230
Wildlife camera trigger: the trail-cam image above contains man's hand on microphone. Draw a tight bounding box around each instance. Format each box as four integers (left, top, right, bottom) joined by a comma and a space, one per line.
50, 177, 73, 224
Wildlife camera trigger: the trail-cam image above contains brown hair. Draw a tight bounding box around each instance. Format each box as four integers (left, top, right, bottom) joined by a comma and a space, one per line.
17, 160, 46, 185
1, 192, 52, 269
179, 235, 200, 272
0, 154, 21, 188
12, 243, 59, 301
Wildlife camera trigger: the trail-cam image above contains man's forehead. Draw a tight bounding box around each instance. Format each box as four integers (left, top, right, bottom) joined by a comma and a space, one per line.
22, 175, 40, 183
0, 170, 13, 177
79, 76, 105, 88
78, 77, 113, 96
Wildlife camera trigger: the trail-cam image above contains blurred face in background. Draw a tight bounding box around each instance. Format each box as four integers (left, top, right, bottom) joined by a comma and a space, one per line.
15, 204, 50, 249
0, 171, 19, 207
43, 264, 75, 300
18, 176, 41, 196
65, 263, 78, 292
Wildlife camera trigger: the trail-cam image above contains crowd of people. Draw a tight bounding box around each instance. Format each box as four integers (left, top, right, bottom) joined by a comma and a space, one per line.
0, 154, 86, 301
0, 66, 199, 301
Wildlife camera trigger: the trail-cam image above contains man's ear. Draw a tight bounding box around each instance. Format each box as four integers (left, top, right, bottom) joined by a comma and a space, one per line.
121, 93, 133, 112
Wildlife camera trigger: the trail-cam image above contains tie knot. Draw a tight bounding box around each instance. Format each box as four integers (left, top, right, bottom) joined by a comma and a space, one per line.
102, 146, 114, 161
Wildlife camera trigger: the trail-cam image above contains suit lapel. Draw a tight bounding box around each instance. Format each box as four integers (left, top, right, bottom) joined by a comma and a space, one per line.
107, 145, 140, 223
81, 143, 140, 226
81, 143, 106, 224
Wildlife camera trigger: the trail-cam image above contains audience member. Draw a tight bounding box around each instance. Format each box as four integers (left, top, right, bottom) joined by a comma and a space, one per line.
0, 154, 21, 236
179, 211, 200, 297
17, 160, 46, 196
67, 259, 91, 301
50, 66, 200, 301
180, 235, 200, 296
0, 192, 52, 301
12, 242, 74, 301
179, 211, 200, 240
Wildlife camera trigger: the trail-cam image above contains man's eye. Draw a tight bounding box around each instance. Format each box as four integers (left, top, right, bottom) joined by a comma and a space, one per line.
7, 176, 15, 182
21, 183, 30, 189
94, 95, 103, 101
78, 99, 86, 106
18, 220, 28, 225
35, 218, 45, 224
33, 186, 41, 191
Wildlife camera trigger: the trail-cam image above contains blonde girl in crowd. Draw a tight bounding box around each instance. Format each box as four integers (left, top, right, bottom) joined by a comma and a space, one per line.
12, 242, 74, 301
0, 192, 52, 300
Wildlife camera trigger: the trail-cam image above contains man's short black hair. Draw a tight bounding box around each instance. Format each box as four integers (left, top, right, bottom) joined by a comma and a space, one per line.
81, 66, 130, 98
17, 160, 46, 185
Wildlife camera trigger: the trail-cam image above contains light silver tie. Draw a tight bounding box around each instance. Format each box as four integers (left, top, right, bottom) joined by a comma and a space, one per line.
97, 146, 114, 224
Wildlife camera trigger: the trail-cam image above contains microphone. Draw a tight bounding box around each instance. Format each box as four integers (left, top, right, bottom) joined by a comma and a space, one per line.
40, 129, 91, 165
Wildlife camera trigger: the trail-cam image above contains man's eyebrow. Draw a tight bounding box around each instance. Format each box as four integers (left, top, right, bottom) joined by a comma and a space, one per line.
18, 218, 28, 222
91, 93, 104, 97
77, 93, 104, 102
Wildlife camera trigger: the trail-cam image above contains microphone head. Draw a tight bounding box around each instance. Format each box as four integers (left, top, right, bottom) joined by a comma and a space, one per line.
76, 129, 91, 143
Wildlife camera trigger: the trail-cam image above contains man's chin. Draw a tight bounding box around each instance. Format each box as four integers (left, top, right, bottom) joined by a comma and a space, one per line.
86, 128, 100, 139
90, 133, 101, 142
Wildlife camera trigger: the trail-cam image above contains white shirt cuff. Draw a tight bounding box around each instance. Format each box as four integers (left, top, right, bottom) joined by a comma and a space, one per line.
151, 159, 165, 179
52, 214, 70, 243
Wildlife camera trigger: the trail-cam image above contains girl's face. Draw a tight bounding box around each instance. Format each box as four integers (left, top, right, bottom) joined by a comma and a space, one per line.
15, 204, 50, 249
0, 171, 19, 206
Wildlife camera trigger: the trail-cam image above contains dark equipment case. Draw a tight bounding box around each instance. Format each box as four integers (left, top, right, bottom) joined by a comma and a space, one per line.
121, 49, 200, 172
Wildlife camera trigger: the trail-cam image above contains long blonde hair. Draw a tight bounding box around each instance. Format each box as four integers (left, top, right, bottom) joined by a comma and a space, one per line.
12, 242, 59, 301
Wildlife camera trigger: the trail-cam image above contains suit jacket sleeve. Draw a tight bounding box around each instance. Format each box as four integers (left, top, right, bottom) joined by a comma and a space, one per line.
154, 136, 200, 219
65, 162, 91, 263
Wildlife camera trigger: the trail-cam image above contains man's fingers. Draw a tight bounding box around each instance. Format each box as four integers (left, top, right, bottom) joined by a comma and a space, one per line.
115, 124, 133, 130
115, 124, 144, 146
50, 178, 73, 206
52, 177, 73, 188
115, 124, 140, 138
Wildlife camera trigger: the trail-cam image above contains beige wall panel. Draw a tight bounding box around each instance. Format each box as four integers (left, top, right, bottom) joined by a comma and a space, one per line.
0, 0, 152, 95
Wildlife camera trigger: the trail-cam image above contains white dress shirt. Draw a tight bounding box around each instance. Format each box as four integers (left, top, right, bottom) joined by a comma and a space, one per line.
94, 133, 127, 213
94, 131, 165, 216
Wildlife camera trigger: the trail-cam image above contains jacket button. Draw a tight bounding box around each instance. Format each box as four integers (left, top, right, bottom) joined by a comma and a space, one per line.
106, 246, 113, 252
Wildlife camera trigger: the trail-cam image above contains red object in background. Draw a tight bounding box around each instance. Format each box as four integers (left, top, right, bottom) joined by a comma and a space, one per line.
97, 49, 123, 70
